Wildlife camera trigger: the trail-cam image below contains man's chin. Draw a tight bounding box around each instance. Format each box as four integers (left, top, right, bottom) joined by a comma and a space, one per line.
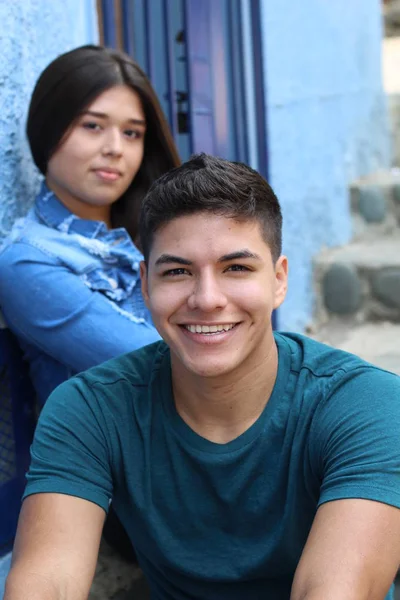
175, 356, 240, 379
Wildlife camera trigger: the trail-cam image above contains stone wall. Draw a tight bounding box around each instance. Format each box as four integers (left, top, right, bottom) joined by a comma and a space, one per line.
384, 0, 400, 37
314, 172, 400, 324
0, 1, 98, 239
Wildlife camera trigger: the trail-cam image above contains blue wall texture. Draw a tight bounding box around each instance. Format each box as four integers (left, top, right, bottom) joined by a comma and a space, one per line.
0, 0, 98, 239
261, 0, 390, 331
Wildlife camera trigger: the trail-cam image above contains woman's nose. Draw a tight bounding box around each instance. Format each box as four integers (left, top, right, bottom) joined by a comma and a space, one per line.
102, 129, 123, 156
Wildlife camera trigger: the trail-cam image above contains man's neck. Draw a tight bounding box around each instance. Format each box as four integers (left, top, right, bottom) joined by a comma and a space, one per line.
171, 339, 279, 444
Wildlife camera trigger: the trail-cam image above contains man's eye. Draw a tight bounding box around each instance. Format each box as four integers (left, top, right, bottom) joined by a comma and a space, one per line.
162, 268, 190, 277
226, 264, 250, 272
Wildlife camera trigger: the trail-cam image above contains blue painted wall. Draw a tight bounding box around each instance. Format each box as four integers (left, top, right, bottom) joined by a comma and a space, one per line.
260, 0, 390, 331
0, 0, 98, 239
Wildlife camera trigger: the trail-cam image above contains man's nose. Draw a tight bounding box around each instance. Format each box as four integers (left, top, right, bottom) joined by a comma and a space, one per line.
187, 273, 228, 312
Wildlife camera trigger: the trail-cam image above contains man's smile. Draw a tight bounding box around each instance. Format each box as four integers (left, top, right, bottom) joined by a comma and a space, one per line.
181, 323, 238, 334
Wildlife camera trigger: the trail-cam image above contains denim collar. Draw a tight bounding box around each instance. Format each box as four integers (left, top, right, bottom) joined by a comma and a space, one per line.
35, 181, 110, 239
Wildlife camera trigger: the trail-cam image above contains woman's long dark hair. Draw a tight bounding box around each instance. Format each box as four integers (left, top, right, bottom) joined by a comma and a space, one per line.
27, 45, 180, 247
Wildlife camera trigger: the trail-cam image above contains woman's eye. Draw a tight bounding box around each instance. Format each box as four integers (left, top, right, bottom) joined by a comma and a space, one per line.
124, 129, 142, 139
82, 122, 101, 131
162, 268, 190, 277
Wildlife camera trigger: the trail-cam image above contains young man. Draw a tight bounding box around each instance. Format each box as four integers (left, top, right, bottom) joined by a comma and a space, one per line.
5, 154, 400, 600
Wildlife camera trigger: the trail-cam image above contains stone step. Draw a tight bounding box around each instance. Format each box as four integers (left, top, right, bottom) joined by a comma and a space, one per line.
350, 170, 400, 239
383, 36, 400, 167
313, 236, 400, 324
311, 321, 400, 375
384, 1, 400, 38
88, 540, 143, 599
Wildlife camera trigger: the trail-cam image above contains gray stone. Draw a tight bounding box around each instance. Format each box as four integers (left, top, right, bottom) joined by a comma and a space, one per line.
315, 237, 400, 270
112, 578, 150, 599
322, 263, 362, 315
89, 540, 141, 600
393, 182, 400, 205
356, 185, 387, 223
372, 268, 400, 309
384, 0, 400, 37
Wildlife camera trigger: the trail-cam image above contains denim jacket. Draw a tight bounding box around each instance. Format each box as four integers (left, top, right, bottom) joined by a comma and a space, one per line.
0, 182, 160, 405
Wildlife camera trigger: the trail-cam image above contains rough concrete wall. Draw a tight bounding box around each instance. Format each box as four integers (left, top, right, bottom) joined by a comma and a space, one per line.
260, 0, 390, 331
0, 0, 98, 238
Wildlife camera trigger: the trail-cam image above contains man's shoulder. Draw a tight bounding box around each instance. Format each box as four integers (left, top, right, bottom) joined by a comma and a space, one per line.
276, 331, 400, 424
275, 330, 394, 379
275, 330, 400, 409
43, 341, 170, 425
75, 340, 170, 392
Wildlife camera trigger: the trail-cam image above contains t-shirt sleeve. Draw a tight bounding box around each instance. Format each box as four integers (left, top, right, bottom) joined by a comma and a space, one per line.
23, 377, 114, 512
311, 367, 400, 509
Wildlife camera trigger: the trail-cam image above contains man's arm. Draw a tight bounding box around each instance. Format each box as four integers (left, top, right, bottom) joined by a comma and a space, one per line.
291, 498, 400, 600
4, 493, 106, 600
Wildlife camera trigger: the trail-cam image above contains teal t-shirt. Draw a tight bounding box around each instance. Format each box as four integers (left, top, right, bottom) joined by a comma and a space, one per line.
25, 333, 400, 599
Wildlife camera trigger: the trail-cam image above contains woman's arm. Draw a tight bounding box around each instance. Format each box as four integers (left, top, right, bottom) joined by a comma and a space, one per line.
0, 242, 160, 373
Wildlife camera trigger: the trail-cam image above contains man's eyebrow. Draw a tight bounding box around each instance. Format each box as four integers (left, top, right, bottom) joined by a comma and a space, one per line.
218, 250, 262, 262
82, 110, 146, 126
154, 254, 193, 267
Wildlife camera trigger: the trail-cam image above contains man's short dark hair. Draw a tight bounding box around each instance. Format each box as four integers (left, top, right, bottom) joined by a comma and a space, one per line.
140, 153, 282, 262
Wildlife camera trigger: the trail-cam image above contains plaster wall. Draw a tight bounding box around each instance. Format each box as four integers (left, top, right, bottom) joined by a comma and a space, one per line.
0, 0, 98, 238
260, 0, 390, 330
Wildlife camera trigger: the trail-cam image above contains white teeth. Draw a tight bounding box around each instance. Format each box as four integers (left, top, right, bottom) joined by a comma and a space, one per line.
185, 324, 236, 334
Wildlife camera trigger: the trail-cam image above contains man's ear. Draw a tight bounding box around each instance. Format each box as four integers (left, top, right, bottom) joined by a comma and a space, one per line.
273, 255, 288, 310
140, 261, 150, 308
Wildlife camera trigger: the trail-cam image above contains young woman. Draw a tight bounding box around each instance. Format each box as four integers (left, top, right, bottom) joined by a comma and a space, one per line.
0, 45, 180, 406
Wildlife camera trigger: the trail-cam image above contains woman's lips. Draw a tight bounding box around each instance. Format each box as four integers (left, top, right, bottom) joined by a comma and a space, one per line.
94, 168, 121, 182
